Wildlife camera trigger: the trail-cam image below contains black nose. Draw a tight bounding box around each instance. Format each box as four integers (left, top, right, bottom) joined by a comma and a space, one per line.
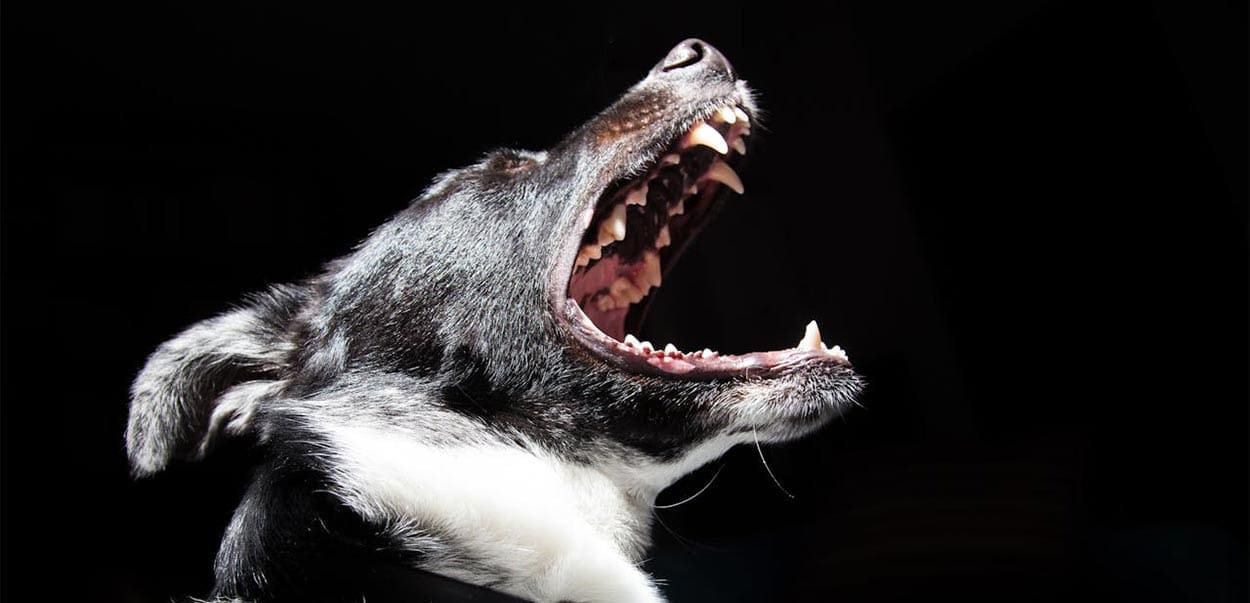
651, 39, 735, 81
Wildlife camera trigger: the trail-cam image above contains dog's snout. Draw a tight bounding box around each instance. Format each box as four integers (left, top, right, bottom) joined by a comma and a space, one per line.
652, 39, 735, 81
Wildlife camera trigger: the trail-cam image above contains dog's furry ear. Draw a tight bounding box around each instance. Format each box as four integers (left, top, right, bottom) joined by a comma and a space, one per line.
126, 286, 304, 477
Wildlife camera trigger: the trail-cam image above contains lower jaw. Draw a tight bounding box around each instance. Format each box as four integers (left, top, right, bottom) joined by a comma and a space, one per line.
562, 298, 849, 380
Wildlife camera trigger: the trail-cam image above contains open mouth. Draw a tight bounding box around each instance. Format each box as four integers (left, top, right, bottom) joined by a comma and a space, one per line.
563, 102, 850, 378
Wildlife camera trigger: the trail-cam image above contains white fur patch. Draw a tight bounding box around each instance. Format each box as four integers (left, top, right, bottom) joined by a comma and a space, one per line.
324, 425, 669, 602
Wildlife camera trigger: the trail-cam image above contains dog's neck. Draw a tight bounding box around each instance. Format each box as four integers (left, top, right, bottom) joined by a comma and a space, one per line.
322, 423, 742, 601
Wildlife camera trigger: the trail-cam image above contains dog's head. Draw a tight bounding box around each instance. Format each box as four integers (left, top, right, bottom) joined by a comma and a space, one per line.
128, 39, 862, 478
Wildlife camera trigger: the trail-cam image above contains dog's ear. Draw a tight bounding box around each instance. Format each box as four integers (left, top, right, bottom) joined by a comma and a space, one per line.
126, 286, 303, 477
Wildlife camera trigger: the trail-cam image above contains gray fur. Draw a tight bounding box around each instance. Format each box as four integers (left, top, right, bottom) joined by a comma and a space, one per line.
126, 40, 863, 602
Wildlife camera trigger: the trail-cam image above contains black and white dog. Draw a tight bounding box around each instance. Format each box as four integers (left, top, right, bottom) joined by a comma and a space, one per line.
127, 39, 862, 602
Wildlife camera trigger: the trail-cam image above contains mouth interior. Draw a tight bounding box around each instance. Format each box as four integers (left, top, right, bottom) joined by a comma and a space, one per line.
566, 104, 849, 375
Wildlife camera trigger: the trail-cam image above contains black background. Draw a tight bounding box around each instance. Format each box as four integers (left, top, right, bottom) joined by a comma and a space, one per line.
3, 1, 1246, 601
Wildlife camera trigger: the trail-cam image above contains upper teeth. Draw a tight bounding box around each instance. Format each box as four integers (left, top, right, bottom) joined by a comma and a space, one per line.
598, 203, 627, 245
639, 250, 662, 287
704, 160, 744, 194
575, 241, 604, 267
684, 121, 729, 155
574, 105, 852, 370
732, 107, 750, 132
655, 225, 671, 248
625, 184, 648, 206
572, 104, 752, 320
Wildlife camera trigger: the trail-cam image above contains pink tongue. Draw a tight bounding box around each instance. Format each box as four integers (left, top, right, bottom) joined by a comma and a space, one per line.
584, 306, 627, 342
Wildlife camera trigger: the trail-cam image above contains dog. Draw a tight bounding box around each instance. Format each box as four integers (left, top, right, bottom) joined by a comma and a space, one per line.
126, 39, 863, 602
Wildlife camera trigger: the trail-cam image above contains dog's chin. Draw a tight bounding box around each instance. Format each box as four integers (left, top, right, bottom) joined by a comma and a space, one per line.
719, 363, 864, 444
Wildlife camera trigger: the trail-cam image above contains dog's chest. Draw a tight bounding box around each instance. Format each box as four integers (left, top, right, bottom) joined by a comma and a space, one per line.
325, 425, 656, 559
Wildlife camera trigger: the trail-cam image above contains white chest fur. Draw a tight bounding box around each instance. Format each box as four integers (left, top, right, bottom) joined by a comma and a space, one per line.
323, 425, 739, 602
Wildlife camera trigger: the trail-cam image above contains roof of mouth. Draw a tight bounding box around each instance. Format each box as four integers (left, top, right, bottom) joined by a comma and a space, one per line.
569, 103, 750, 344
563, 101, 851, 377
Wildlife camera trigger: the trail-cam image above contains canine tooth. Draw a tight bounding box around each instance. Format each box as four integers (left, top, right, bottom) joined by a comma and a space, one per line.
704, 160, 744, 194
625, 334, 641, 347
664, 343, 679, 355
625, 184, 648, 206
716, 106, 737, 124
655, 225, 671, 248
684, 121, 729, 154
733, 106, 750, 125
798, 320, 823, 351
598, 204, 626, 244
730, 137, 747, 155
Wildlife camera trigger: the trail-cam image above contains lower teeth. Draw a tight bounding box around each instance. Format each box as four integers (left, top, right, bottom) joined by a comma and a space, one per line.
614, 320, 848, 363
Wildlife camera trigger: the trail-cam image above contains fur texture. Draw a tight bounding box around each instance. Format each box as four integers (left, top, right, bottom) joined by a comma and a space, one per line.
127, 39, 863, 602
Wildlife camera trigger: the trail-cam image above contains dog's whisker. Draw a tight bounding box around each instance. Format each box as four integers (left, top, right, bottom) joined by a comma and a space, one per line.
652, 462, 726, 509
650, 507, 698, 552
753, 427, 795, 499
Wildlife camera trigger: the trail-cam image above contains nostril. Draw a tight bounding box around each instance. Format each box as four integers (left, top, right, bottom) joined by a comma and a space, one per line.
652, 39, 735, 81
660, 40, 705, 72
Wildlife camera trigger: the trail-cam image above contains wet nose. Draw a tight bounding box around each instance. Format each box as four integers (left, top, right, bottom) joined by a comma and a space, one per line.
651, 39, 736, 81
